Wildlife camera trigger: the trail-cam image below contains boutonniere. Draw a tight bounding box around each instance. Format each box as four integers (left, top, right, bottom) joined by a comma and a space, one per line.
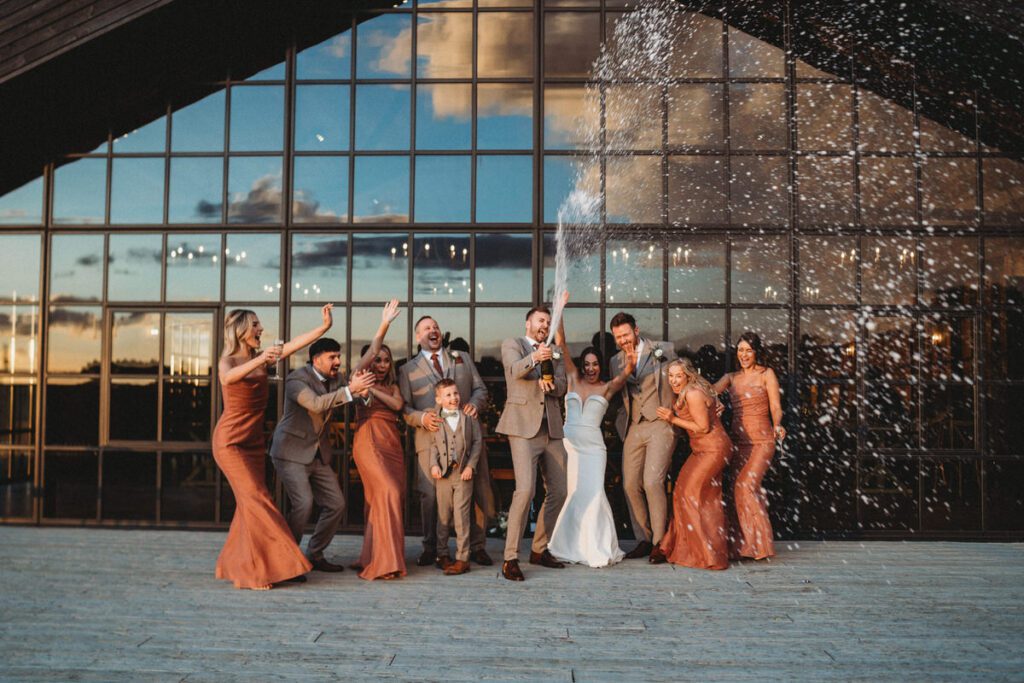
551, 350, 562, 361
653, 347, 666, 362
451, 350, 465, 365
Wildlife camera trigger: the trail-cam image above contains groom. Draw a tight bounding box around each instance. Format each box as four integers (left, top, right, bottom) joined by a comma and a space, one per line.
608, 312, 678, 561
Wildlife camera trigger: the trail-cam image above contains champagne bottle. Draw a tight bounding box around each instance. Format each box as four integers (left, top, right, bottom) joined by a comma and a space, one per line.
540, 358, 554, 383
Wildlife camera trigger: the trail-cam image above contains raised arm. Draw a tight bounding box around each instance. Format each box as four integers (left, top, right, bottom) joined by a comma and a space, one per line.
603, 346, 637, 400
354, 299, 401, 374
764, 367, 786, 441
712, 372, 732, 395
554, 291, 579, 383
281, 303, 333, 361
218, 349, 278, 386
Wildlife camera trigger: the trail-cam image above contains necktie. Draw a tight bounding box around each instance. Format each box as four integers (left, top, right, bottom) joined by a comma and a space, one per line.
431, 352, 443, 376
322, 378, 330, 393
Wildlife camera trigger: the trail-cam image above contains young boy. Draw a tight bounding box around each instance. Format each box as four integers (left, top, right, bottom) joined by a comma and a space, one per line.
430, 378, 482, 576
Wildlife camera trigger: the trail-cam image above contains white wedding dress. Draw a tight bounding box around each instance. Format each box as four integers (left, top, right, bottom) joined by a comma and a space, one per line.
547, 392, 625, 567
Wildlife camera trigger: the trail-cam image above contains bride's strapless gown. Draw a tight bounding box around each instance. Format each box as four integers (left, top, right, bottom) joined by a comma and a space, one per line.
548, 392, 625, 568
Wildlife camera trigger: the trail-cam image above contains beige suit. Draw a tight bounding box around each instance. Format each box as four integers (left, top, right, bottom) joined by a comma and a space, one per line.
398, 349, 494, 553
431, 413, 482, 562
609, 339, 678, 545
496, 337, 568, 562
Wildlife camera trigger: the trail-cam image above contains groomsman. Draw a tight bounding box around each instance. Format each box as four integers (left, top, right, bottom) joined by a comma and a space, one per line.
608, 312, 678, 561
398, 315, 495, 568
496, 306, 568, 581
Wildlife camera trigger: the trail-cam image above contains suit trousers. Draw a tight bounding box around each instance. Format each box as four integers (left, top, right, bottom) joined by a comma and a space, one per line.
416, 446, 493, 553
435, 472, 474, 562
503, 423, 568, 562
622, 420, 677, 545
272, 455, 345, 561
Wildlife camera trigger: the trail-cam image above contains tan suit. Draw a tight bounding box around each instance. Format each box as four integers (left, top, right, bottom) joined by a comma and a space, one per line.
496, 337, 568, 562
398, 349, 494, 553
609, 339, 678, 545
431, 413, 482, 562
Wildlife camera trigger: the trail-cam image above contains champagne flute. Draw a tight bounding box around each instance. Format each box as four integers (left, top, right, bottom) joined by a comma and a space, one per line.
273, 338, 285, 377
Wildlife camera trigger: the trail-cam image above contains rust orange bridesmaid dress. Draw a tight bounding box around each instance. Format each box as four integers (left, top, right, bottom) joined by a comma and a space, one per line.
352, 398, 407, 580
213, 371, 311, 588
659, 397, 732, 570
727, 377, 777, 560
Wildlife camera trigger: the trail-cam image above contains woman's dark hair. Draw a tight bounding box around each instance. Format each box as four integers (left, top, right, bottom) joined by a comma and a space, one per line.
735, 331, 765, 366
578, 345, 605, 379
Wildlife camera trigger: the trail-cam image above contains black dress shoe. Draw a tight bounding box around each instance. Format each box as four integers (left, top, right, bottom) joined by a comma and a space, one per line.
502, 559, 525, 582
280, 574, 307, 584
648, 546, 668, 564
471, 548, 494, 566
416, 549, 437, 567
624, 541, 653, 560
311, 557, 344, 572
529, 549, 565, 568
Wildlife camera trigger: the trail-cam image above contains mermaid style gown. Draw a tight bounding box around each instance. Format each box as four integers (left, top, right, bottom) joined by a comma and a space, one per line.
727, 382, 777, 560
547, 392, 625, 567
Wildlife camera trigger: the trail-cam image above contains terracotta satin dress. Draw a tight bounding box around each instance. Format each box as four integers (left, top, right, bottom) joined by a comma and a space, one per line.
659, 395, 732, 570
727, 381, 776, 560
213, 371, 311, 588
352, 397, 407, 580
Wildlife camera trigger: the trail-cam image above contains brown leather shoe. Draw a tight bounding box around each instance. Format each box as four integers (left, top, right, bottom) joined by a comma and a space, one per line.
648, 545, 668, 564
471, 548, 494, 566
437, 555, 453, 571
444, 560, 470, 576
529, 549, 565, 568
624, 541, 653, 559
416, 549, 436, 567
502, 559, 525, 581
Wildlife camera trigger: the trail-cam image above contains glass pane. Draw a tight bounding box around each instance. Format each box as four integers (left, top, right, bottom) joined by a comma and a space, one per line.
294, 85, 350, 151
161, 452, 217, 521
53, 158, 106, 225
984, 237, 1024, 307
922, 157, 977, 224
417, 12, 471, 77
415, 156, 470, 223
668, 236, 725, 304
664, 11, 723, 78
858, 90, 914, 152
921, 315, 973, 386
921, 237, 978, 307
111, 311, 160, 374
110, 158, 165, 224
798, 235, 857, 304
668, 84, 724, 149
862, 236, 916, 306
225, 233, 280, 302
410, 307, 470, 358
476, 233, 532, 302
865, 315, 914, 382
163, 379, 212, 442
731, 235, 790, 304
921, 458, 982, 531
476, 156, 532, 223
45, 380, 100, 445
983, 158, 1024, 225
606, 238, 662, 305
0, 234, 41, 302
858, 456, 918, 529
922, 385, 974, 449
0, 176, 43, 225
729, 84, 787, 150
606, 156, 661, 224
544, 12, 600, 78
0, 380, 36, 445
796, 85, 852, 150
169, 157, 223, 224
859, 157, 916, 225
797, 156, 854, 224
669, 308, 726, 381
171, 91, 225, 152
288, 305, 347, 371
293, 156, 349, 224
625, 309, 663, 343
416, 84, 471, 150
863, 382, 916, 447
554, 307, 602, 367
165, 312, 213, 377
166, 234, 221, 302
478, 13, 533, 78
229, 86, 284, 151
986, 459, 1024, 530
102, 452, 156, 519
0, 450, 33, 517
985, 309, 1024, 381
43, 451, 97, 517
728, 27, 784, 78
730, 308, 789, 374
355, 85, 411, 150
113, 117, 166, 153
799, 310, 856, 379
350, 305, 409, 371
47, 306, 101, 374
797, 384, 857, 458
413, 233, 471, 302
730, 156, 788, 224
356, 13, 412, 78
353, 156, 409, 223
227, 156, 282, 224
919, 110, 975, 154
291, 234, 348, 302
352, 233, 409, 301
668, 156, 726, 224
244, 307, 280, 360
296, 31, 352, 79
474, 307, 527, 377
542, 231, 600, 304
478, 84, 532, 150
0, 306, 39, 375
986, 387, 1024, 454
50, 234, 103, 302
606, 85, 661, 151
544, 86, 599, 150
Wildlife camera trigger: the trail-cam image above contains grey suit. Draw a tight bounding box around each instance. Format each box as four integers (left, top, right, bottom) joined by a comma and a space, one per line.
398, 349, 494, 553
609, 339, 678, 546
431, 413, 482, 562
496, 337, 568, 562
270, 364, 354, 561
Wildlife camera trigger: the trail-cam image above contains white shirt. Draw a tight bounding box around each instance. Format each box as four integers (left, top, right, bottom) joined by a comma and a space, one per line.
443, 412, 460, 432
421, 348, 445, 373
311, 366, 353, 403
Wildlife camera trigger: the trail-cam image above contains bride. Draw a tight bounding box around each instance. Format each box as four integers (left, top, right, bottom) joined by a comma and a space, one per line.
547, 292, 636, 567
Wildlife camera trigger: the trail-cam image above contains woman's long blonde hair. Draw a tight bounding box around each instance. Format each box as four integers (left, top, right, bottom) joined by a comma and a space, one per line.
668, 358, 716, 408
222, 309, 259, 358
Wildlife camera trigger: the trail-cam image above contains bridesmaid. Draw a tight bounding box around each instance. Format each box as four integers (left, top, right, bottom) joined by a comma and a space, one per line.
213, 305, 336, 589
350, 300, 407, 580
653, 359, 732, 570
713, 332, 785, 561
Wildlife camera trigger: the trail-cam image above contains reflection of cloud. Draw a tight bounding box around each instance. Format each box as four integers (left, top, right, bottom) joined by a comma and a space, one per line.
292, 190, 344, 222
353, 211, 408, 224
48, 308, 100, 331
228, 174, 282, 223
0, 312, 37, 335
292, 239, 348, 268
76, 254, 101, 267
328, 34, 350, 59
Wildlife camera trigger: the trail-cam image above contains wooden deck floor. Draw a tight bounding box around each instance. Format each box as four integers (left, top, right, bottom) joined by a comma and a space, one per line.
0, 527, 1022, 681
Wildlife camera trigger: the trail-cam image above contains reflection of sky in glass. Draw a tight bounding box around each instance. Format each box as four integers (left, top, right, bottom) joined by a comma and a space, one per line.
474, 307, 523, 364
411, 307, 469, 355
417, 13, 471, 77
542, 231, 600, 303
730, 236, 790, 303
111, 158, 165, 224
606, 156, 661, 224
731, 309, 789, 356
108, 234, 162, 301
416, 84, 470, 150
557, 307, 602, 361
0, 234, 40, 301
245, 61, 287, 81
478, 13, 534, 77
729, 84, 787, 150
352, 233, 409, 301
226, 233, 281, 302
799, 236, 857, 304
731, 156, 788, 224
669, 84, 724, 148
295, 85, 350, 151
229, 86, 284, 151
667, 235, 725, 304
415, 156, 469, 223
47, 305, 102, 373
607, 239, 663, 304
246, 306, 280, 353
291, 234, 347, 302
227, 156, 282, 224
166, 234, 221, 301
356, 14, 411, 78
50, 234, 103, 302
668, 155, 727, 224
476, 233, 532, 302
112, 311, 161, 370
0, 176, 43, 225
113, 116, 166, 153
289, 305, 346, 370
171, 91, 225, 152
53, 158, 106, 225
478, 84, 532, 150
165, 312, 213, 376
293, 156, 349, 223
544, 86, 596, 150
413, 233, 470, 302
0, 305, 39, 373
543, 156, 577, 223
351, 305, 408, 371
477, 156, 532, 223
353, 156, 409, 222
169, 157, 223, 224
729, 27, 785, 78
544, 12, 600, 78
297, 32, 351, 79
356, 85, 410, 150
669, 309, 726, 357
